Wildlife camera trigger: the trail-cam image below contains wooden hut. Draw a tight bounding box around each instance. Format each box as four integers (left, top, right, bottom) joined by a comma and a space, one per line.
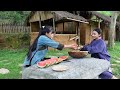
87, 11, 120, 44
25, 11, 89, 47
66, 11, 120, 45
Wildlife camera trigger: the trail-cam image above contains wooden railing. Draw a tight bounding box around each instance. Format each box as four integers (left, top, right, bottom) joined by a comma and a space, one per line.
0, 23, 30, 33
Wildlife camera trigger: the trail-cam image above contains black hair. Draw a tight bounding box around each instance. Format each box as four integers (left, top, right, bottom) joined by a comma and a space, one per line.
26, 25, 54, 60
93, 28, 102, 35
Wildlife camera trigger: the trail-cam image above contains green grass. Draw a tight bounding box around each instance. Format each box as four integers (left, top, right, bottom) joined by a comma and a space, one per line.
0, 48, 28, 79
108, 42, 120, 78
0, 42, 120, 79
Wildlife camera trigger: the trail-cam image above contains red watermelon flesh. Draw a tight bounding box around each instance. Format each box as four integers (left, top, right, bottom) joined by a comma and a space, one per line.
50, 58, 57, 65
58, 58, 63, 62
54, 58, 59, 64
59, 56, 69, 61
37, 61, 46, 68
45, 59, 52, 66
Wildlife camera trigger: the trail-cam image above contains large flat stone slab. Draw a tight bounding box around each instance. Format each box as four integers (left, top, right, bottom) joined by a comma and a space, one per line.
22, 57, 110, 79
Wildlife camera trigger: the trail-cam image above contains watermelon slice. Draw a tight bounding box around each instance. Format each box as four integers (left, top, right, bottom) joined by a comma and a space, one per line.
58, 58, 63, 62
54, 58, 59, 64
45, 59, 52, 67
37, 61, 46, 68
59, 56, 69, 61
50, 58, 57, 65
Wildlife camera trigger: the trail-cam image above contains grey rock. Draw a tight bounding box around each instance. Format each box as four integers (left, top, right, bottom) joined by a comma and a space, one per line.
22, 57, 110, 79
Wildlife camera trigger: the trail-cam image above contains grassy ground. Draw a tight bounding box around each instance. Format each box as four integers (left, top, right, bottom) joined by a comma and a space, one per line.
0, 48, 28, 79
0, 42, 120, 79
108, 42, 120, 78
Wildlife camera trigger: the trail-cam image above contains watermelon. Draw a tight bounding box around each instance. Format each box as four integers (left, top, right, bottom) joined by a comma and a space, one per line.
58, 58, 63, 62
50, 58, 57, 65
45, 59, 52, 66
37, 61, 46, 68
54, 58, 59, 64
59, 56, 69, 61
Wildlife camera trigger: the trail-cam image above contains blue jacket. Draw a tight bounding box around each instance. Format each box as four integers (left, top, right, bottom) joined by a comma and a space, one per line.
23, 35, 63, 66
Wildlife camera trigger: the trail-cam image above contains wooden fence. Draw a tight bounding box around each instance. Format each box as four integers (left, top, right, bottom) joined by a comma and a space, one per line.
0, 23, 31, 33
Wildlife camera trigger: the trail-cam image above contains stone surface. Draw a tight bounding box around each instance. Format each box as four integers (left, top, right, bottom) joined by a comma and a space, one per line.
22, 57, 110, 79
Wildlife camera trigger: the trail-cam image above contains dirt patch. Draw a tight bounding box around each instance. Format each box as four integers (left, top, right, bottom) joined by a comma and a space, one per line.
0, 68, 10, 74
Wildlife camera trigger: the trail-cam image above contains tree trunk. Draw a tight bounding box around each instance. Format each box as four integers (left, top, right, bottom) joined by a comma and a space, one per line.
117, 17, 120, 41
108, 11, 119, 49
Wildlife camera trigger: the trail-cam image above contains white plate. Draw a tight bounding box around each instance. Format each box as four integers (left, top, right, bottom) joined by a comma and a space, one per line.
52, 65, 69, 72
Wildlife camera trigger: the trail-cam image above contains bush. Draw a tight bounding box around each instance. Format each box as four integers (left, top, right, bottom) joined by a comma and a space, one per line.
0, 33, 30, 49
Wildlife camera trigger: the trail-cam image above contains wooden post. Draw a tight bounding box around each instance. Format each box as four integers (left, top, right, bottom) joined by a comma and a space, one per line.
52, 13, 56, 33
30, 22, 32, 32
38, 11, 42, 29
63, 22, 64, 34
76, 22, 78, 35
53, 17, 55, 32
78, 22, 80, 46
98, 18, 101, 28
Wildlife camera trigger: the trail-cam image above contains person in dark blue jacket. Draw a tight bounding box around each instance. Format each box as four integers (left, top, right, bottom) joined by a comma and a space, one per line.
23, 26, 77, 68
80, 28, 117, 79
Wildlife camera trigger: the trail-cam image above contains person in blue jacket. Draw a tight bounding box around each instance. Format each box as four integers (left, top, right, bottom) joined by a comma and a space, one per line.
80, 28, 117, 79
23, 26, 77, 68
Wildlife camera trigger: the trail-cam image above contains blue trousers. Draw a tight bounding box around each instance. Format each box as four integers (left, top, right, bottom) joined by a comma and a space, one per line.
99, 71, 113, 79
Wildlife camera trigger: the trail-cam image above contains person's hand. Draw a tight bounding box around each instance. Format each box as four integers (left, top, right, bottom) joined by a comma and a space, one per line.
69, 44, 78, 50
77, 46, 83, 50
64, 44, 78, 49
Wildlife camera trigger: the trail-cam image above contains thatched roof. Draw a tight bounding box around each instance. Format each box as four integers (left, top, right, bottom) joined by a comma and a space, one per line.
88, 11, 120, 26
51, 11, 88, 23
25, 11, 88, 26
24, 11, 36, 25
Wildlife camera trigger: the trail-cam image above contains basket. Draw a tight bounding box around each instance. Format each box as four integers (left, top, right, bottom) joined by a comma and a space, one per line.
68, 50, 88, 58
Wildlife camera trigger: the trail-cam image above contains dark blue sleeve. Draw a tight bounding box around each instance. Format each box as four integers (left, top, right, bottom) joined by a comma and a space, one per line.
81, 40, 105, 54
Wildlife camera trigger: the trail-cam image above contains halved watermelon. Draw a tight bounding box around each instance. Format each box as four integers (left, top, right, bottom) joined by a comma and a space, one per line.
54, 58, 59, 64
50, 58, 57, 65
58, 58, 63, 62
37, 61, 46, 68
45, 59, 52, 67
59, 56, 69, 61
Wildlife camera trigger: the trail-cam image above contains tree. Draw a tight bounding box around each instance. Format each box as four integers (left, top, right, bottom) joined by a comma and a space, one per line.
0, 11, 30, 23
108, 11, 120, 48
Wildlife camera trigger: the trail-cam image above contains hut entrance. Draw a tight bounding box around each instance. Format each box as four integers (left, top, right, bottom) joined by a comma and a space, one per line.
41, 18, 53, 27
31, 21, 40, 32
